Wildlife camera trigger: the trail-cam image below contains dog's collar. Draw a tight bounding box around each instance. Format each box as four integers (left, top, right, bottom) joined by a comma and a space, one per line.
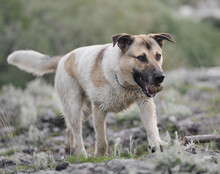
114, 73, 141, 93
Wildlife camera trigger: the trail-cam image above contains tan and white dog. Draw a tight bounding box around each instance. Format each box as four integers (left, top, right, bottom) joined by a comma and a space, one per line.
7, 33, 175, 157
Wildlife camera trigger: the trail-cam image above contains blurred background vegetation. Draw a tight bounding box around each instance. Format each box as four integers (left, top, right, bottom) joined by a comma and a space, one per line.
0, 0, 220, 87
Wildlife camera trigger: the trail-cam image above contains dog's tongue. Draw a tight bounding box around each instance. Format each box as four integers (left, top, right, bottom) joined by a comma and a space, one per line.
144, 81, 155, 97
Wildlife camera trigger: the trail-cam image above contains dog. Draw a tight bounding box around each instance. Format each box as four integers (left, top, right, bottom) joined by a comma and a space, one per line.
7, 33, 175, 157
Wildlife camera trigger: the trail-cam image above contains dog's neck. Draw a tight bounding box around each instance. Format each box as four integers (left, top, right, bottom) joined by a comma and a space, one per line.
114, 73, 141, 93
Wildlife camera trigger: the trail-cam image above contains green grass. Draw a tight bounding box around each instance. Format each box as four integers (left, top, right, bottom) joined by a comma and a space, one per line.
209, 94, 220, 114
213, 95, 220, 106
67, 155, 116, 164
15, 164, 29, 170
166, 123, 179, 136
0, 148, 19, 156
55, 109, 62, 117
14, 126, 24, 135
199, 86, 213, 93
67, 148, 151, 164
135, 142, 150, 156
178, 84, 193, 95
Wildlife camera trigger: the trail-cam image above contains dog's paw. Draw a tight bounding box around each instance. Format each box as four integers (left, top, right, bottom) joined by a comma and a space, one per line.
148, 144, 163, 153
148, 141, 167, 153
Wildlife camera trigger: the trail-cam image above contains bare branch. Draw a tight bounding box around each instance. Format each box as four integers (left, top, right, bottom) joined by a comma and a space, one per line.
181, 134, 220, 145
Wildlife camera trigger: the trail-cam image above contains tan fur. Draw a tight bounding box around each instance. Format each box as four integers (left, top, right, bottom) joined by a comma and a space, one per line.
91, 47, 109, 87
120, 35, 163, 76
64, 53, 79, 80
93, 105, 108, 156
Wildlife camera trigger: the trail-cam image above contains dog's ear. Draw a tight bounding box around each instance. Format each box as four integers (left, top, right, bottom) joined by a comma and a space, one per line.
112, 33, 134, 53
149, 33, 176, 48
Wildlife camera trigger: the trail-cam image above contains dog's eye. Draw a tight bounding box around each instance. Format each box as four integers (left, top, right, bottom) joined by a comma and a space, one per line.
156, 53, 161, 61
136, 55, 147, 63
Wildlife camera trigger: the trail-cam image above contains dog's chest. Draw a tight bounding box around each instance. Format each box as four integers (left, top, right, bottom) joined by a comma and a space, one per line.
92, 87, 141, 113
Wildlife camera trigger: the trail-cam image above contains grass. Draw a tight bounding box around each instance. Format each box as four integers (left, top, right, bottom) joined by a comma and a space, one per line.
15, 164, 29, 170
135, 142, 150, 156
199, 86, 213, 93
152, 133, 220, 173
68, 138, 150, 164
0, 148, 19, 156
67, 152, 144, 164
209, 94, 220, 114
55, 109, 62, 117
178, 84, 193, 95
166, 124, 179, 137
67, 155, 116, 164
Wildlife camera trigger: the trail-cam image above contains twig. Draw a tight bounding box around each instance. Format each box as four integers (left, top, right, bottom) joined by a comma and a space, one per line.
181, 134, 220, 145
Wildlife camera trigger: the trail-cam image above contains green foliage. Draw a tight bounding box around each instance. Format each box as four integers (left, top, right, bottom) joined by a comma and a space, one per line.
179, 84, 193, 95
209, 94, 220, 114
15, 164, 29, 170
67, 154, 115, 164
1, 0, 220, 87
166, 123, 179, 136
199, 86, 213, 93
135, 142, 149, 156
0, 148, 19, 156
67, 153, 138, 164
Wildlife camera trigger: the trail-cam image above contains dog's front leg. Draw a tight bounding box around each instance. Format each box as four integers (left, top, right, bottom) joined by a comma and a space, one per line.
137, 98, 163, 151
92, 105, 108, 156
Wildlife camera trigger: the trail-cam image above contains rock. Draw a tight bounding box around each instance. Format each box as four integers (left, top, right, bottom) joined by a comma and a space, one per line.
51, 136, 65, 143
0, 126, 15, 135
178, 118, 201, 135
39, 109, 56, 122
0, 156, 16, 167
63, 159, 152, 174
10, 152, 33, 165
33, 170, 60, 174
22, 147, 35, 155
39, 109, 65, 129
0, 169, 14, 174
185, 146, 197, 154
178, 114, 220, 135
55, 161, 69, 171
109, 127, 147, 148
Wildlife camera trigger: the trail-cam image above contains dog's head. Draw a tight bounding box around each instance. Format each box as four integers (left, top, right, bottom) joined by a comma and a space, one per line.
112, 33, 175, 97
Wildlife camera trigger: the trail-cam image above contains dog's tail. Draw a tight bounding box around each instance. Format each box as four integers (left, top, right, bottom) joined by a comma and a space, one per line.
7, 50, 62, 76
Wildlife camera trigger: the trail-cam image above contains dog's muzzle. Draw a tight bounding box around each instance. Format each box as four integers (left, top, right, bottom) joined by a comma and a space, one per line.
132, 70, 164, 98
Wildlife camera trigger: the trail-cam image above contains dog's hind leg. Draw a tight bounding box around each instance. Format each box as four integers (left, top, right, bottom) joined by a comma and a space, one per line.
65, 127, 75, 154
81, 94, 92, 122
55, 73, 87, 157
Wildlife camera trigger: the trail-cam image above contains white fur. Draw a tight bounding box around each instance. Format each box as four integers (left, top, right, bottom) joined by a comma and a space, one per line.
8, 43, 163, 156
7, 50, 58, 75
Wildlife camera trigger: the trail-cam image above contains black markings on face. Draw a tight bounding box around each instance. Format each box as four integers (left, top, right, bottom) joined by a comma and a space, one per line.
141, 40, 151, 50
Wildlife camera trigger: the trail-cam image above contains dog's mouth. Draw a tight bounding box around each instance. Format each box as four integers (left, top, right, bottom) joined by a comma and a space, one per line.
133, 71, 163, 98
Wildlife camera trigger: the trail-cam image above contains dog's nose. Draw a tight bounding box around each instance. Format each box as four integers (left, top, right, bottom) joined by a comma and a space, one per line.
153, 72, 165, 84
